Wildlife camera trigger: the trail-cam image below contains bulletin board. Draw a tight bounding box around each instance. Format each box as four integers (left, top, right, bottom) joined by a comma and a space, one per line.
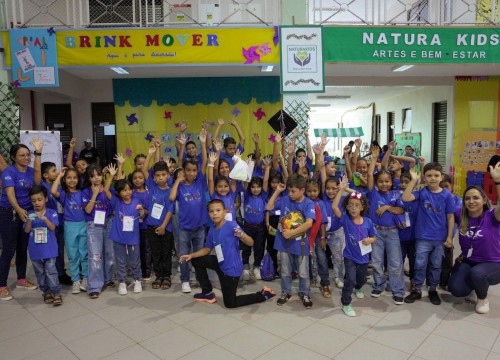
20, 130, 62, 169
394, 133, 421, 157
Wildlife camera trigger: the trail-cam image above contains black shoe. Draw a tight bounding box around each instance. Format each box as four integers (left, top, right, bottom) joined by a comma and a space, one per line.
392, 296, 404, 305
428, 290, 441, 305
370, 290, 383, 298
89, 292, 100, 299
404, 290, 422, 303
301, 295, 313, 309
106, 281, 116, 289
276, 293, 291, 306
58, 274, 73, 286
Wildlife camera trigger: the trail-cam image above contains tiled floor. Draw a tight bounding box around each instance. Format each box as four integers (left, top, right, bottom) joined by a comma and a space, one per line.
2, 263, 500, 360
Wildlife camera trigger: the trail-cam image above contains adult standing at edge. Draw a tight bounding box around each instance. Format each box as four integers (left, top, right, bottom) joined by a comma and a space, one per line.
448, 163, 500, 314
80, 138, 100, 165
0, 138, 44, 300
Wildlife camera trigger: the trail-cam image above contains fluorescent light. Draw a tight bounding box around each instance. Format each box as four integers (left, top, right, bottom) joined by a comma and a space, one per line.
261, 65, 274, 72
392, 65, 414, 72
317, 95, 351, 100
110, 67, 129, 74
309, 103, 331, 107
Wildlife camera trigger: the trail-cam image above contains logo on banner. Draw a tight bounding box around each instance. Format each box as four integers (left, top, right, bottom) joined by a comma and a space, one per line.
288, 46, 317, 73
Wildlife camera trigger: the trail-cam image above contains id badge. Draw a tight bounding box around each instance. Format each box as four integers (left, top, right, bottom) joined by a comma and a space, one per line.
274, 210, 281, 216
215, 244, 224, 262
327, 216, 332, 231
224, 212, 233, 221
34, 228, 48, 244
123, 216, 134, 232
94, 210, 106, 225
151, 203, 164, 220
467, 248, 473, 258
405, 212, 411, 227
359, 241, 372, 255
57, 202, 64, 214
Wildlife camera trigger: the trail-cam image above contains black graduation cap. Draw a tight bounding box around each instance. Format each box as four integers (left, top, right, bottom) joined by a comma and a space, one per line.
267, 110, 298, 136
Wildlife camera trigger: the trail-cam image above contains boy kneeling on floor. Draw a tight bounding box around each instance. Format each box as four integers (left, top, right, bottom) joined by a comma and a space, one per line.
179, 199, 276, 308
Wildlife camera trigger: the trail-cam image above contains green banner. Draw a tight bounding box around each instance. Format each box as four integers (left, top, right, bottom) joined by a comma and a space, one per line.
314, 127, 364, 138
323, 26, 500, 64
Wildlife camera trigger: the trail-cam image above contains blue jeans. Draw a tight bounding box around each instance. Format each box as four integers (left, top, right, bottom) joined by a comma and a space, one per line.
32, 258, 61, 295
86, 219, 114, 293
178, 226, 205, 283
64, 221, 88, 282
113, 242, 141, 283
280, 251, 310, 296
327, 228, 345, 279
342, 258, 368, 306
371, 228, 405, 297
241, 222, 266, 267
449, 260, 500, 300
0, 207, 30, 287
414, 240, 444, 291
314, 234, 330, 286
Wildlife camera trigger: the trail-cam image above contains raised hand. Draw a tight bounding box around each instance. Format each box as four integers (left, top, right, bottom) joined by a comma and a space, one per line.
229, 118, 238, 127
201, 120, 209, 131
297, 157, 306, 168
199, 128, 207, 144
287, 142, 295, 155
148, 143, 156, 154
57, 167, 67, 178
321, 132, 328, 146
389, 140, 396, 151
179, 120, 188, 133
276, 183, 286, 193
303, 127, 309, 137
343, 145, 351, 154
262, 155, 272, 168
252, 133, 259, 143
208, 152, 218, 165
178, 133, 186, 145
217, 118, 225, 126
91, 184, 101, 196
154, 136, 161, 148
114, 153, 126, 165
371, 146, 380, 158
490, 161, 500, 181
213, 138, 223, 152
339, 175, 349, 190
164, 156, 172, 169
313, 143, 322, 155
234, 148, 242, 158
70, 137, 77, 148
31, 136, 44, 152
176, 170, 186, 183
409, 167, 419, 181
275, 132, 283, 143
354, 138, 362, 148
107, 163, 118, 177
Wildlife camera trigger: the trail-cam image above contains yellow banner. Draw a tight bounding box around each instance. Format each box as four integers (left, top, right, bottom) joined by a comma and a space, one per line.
3, 27, 278, 67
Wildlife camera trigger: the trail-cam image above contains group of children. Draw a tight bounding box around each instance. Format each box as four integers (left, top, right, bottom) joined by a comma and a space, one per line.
15, 122, 464, 318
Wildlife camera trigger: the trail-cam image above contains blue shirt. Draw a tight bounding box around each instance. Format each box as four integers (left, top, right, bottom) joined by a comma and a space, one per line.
109, 196, 141, 245
313, 198, 328, 225
212, 190, 237, 222
0, 165, 35, 208
292, 157, 313, 173
59, 190, 86, 222
176, 171, 208, 230
243, 190, 267, 225
42, 181, 64, 225
145, 178, 173, 230
132, 189, 149, 230
412, 187, 455, 241
205, 220, 244, 277
399, 197, 418, 241
82, 188, 113, 221
367, 189, 404, 227
324, 196, 346, 232
339, 213, 376, 264
25, 208, 59, 261
273, 196, 316, 256
220, 144, 244, 169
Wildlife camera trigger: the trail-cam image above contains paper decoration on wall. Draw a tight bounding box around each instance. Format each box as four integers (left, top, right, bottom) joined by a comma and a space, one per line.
11, 80, 21, 88
268, 133, 276, 142
162, 146, 173, 155
145, 132, 154, 142
273, 26, 279, 46
174, 122, 180, 128
161, 134, 172, 142
253, 108, 266, 121
164, 111, 172, 119
47, 27, 55, 36
125, 148, 133, 157
126, 113, 138, 125
267, 110, 298, 137
259, 43, 271, 56
314, 127, 364, 138
232, 108, 241, 117
242, 46, 260, 64
209, 121, 215, 127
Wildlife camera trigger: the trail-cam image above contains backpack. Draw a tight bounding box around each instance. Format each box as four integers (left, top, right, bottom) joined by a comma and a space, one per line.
260, 252, 275, 281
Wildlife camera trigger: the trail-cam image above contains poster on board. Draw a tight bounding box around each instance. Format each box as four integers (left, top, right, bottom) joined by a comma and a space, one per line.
20, 131, 62, 169
395, 132, 421, 157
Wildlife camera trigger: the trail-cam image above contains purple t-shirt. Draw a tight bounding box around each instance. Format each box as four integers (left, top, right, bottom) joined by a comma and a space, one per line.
206, 220, 244, 277
243, 190, 267, 225
59, 190, 86, 222
456, 209, 500, 262
132, 189, 149, 230
176, 171, 208, 230
145, 178, 173, 230
0, 165, 35, 208
82, 188, 113, 221
220, 144, 245, 169
339, 213, 376, 264
24, 208, 59, 261
212, 190, 237, 222
367, 189, 404, 227
109, 196, 140, 245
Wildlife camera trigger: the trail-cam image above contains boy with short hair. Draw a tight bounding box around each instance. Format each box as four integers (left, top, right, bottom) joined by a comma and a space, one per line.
24, 185, 63, 306
213, 118, 245, 168
266, 174, 316, 309
402, 162, 455, 305
179, 199, 275, 308
41, 162, 72, 286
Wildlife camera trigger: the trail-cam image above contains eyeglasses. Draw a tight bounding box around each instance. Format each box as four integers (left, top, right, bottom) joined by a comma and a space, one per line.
16, 153, 32, 158
346, 204, 363, 210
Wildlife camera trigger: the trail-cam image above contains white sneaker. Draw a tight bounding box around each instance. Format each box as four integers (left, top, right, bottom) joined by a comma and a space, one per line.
242, 269, 251, 281
253, 268, 261, 280
354, 289, 364, 299
342, 304, 356, 317
465, 290, 478, 303
72, 281, 81, 294
118, 282, 127, 295
79, 279, 87, 291
475, 298, 490, 314
133, 280, 142, 293
335, 278, 344, 289
182, 282, 191, 293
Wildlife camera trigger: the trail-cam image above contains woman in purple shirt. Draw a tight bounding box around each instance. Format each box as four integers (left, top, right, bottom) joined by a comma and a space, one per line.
448, 163, 500, 314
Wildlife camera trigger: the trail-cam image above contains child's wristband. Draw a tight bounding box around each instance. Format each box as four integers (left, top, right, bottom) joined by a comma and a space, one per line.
208, 164, 215, 168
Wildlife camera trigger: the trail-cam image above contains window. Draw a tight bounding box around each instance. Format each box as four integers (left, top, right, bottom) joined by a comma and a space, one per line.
387, 111, 395, 142
402, 108, 412, 132
374, 114, 381, 145
92, 102, 116, 166
432, 101, 447, 167
44, 104, 73, 144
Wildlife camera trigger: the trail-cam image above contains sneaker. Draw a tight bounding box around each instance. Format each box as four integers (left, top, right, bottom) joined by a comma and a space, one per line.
475, 298, 490, 314
89, 292, 100, 299
16, 279, 37, 290
354, 289, 364, 299
342, 304, 356, 317
193, 291, 217, 303
0, 287, 12, 301
334, 277, 344, 288
58, 274, 73, 286
370, 289, 383, 298
276, 292, 291, 306
301, 295, 313, 309
242, 269, 251, 281
181, 282, 191, 293
392, 296, 404, 305
253, 268, 261, 280
321, 285, 331, 298
118, 282, 127, 295
428, 290, 441, 305
105, 281, 116, 289
133, 280, 142, 294
404, 290, 422, 303
72, 281, 81, 294
142, 275, 151, 281
80, 279, 87, 291
261, 287, 276, 300
465, 290, 478, 303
